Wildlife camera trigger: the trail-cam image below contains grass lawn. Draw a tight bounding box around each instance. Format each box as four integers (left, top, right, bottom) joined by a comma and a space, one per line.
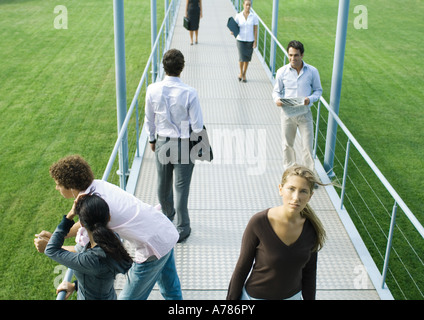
0, 0, 160, 299
0, 0, 422, 300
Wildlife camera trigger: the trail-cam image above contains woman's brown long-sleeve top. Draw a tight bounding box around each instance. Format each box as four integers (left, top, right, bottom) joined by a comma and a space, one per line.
227, 209, 318, 300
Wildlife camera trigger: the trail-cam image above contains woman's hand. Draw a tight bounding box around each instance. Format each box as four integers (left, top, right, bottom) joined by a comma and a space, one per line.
56, 281, 76, 300
66, 193, 85, 221
66, 204, 77, 221
34, 230, 52, 253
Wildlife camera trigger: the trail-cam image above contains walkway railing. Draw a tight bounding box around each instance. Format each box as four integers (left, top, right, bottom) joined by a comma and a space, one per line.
102, 0, 180, 189
56, 0, 180, 300
233, 2, 424, 299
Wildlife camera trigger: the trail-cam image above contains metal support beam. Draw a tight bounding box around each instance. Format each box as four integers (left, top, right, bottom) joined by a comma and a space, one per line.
164, 0, 169, 41
270, 0, 279, 76
151, 0, 158, 82
323, 0, 350, 178
113, 0, 129, 189
381, 201, 398, 289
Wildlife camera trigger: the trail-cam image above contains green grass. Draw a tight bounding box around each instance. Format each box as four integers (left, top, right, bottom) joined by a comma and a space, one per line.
0, 0, 160, 299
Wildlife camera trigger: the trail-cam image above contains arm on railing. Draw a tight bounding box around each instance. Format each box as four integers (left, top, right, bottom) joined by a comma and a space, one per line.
56, 268, 74, 300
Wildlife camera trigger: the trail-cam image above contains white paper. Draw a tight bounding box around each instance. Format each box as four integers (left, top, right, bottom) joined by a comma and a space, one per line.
280, 97, 305, 107
280, 97, 308, 117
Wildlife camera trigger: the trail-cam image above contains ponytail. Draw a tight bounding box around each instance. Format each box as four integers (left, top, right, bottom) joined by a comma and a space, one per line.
75, 193, 132, 263
91, 224, 132, 263
301, 204, 326, 252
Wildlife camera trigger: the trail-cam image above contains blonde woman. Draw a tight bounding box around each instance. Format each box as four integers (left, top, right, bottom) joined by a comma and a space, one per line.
227, 165, 326, 300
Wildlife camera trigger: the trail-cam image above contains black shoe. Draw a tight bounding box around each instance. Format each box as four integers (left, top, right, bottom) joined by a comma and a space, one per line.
177, 231, 191, 243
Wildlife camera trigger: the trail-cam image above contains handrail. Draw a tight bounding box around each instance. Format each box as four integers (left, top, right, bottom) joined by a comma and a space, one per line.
103, 0, 179, 181
55, 0, 180, 300
56, 268, 74, 300
317, 97, 424, 238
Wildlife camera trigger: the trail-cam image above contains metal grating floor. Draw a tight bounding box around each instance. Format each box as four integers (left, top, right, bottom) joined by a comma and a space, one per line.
115, 0, 384, 300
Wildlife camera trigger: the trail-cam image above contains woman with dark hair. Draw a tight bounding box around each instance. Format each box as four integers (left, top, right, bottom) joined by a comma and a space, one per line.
45, 193, 133, 300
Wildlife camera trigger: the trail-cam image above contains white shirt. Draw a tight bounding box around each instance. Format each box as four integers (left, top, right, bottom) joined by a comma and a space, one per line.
81, 180, 179, 263
234, 11, 258, 42
272, 61, 323, 117
145, 76, 204, 141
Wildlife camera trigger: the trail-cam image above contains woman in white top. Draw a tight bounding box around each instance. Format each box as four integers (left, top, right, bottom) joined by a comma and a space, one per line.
234, 0, 258, 82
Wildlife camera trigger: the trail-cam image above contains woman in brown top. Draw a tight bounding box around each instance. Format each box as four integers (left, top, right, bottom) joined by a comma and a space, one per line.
227, 165, 326, 300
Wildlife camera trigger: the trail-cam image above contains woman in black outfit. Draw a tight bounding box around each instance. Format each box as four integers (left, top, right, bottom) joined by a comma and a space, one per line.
185, 0, 202, 45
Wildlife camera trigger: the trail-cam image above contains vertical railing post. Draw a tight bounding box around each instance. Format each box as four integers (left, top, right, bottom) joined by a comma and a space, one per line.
135, 99, 140, 158
151, 0, 158, 82
56, 268, 74, 300
340, 139, 351, 209
313, 100, 321, 159
164, 0, 169, 42
324, 0, 350, 178
270, 0, 279, 76
113, 0, 129, 190
381, 201, 398, 289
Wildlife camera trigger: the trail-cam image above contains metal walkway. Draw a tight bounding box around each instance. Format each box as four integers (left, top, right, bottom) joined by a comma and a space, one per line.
116, 0, 388, 300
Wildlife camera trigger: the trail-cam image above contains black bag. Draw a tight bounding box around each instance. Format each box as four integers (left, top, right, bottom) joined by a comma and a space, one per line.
227, 17, 239, 38
183, 17, 190, 30
190, 126, 213, 162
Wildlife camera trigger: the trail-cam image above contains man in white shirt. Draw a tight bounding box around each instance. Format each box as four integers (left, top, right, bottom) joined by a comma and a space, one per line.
272, 40, 322, 172
145, 49, 204, 243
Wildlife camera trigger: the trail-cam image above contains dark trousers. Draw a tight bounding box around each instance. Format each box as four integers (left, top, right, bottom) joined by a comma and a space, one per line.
155, 137, 194, 238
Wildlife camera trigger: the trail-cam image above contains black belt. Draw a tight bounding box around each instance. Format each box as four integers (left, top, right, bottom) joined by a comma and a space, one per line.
157, 135, 189, 142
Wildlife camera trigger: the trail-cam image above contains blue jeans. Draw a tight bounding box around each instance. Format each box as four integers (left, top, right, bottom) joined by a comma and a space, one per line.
118, 249, 182, 300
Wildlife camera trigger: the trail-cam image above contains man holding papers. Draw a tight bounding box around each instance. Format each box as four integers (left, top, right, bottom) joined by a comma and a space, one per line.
272, 40, 322, 172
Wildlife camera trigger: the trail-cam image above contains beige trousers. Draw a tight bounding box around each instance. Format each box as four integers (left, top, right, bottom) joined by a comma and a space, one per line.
280, 109, 315, 171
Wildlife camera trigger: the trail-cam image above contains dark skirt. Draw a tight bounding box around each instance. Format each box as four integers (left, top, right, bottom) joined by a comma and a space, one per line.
187, 0, 200, 31
237, 40, 254, 62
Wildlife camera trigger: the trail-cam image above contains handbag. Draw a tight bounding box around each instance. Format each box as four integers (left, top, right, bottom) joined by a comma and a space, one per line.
183, 17, 190, 30
190, 126, 213, 162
